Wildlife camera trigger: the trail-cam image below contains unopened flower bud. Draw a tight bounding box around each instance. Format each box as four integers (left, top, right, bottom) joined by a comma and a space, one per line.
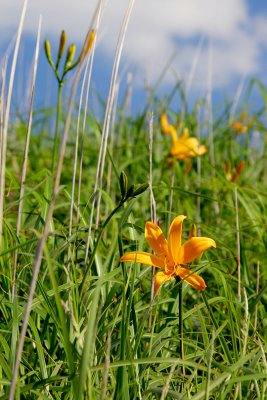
57, 30, 67, 62
44, 40, 52, 63
119, 171, 128, 200
64, 43, 76, 70
132, 183, 149, 197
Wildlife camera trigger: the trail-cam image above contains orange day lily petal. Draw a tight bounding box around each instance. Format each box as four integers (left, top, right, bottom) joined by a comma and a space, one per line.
160, 114, 178, 142
177, 267, 207, 291
120, 251, 165, 269
171, 137, 207, 159
181, 128, 189, 140
170, 142, 194, 159
168, 215, 186, 263
180, 237, 216, 265
154, 271, 173, 293
198, 144, 208, 156
145, 221, 169, 258
183, 137, 200, 150
160, 114, 171, 134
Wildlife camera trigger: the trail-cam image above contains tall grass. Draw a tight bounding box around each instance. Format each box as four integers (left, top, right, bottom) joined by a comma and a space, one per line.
0, 1, 267, 399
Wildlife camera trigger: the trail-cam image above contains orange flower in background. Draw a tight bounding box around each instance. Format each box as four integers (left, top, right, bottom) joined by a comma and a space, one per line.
120, 215, 216, 293
232, 111, 254, 134
161, 114, 208, 160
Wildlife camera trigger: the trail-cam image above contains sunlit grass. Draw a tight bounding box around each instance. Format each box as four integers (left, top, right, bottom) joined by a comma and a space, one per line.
0, 3, 267, 399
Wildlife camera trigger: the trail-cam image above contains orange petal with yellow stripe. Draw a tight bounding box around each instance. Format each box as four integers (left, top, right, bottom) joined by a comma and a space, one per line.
120, 251, 165, 269
154, 271, 173, 293
180, 237, 216, 264
145, 221, 169, 258
177, 267, 207, 291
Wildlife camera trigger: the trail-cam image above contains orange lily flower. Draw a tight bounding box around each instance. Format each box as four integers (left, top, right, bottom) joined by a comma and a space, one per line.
161, 114, 207, 160
120, 215, 216, 293
232, 111, 254, 134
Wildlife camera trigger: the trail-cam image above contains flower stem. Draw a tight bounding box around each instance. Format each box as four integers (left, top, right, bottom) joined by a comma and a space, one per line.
176, 276, 185, 387
178, 279, 185, 375
79, 201, 124, 296
52, 82, 63, 174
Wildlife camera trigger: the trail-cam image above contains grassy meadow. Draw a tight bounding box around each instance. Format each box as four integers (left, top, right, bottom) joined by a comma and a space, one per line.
0, 6, 267, 400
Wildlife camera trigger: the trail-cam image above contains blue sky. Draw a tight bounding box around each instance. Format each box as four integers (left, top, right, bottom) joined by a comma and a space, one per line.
1, 0, 267, 115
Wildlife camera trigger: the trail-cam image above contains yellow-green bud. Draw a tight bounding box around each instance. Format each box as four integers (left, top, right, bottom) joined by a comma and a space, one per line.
57, 30, 67, 61
44, 40, 52, 63
65, 43, 76, 70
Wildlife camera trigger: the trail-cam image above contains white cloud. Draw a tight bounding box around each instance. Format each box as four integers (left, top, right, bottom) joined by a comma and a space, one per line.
0, 0, 267, 93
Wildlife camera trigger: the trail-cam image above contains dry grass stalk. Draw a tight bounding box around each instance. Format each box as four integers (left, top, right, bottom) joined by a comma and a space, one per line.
0, 0, 28, 250
95, 0, 136, 225
68, 30, 97, 265
8, 3, 102, 397
12, 16, 42, 301
196, 103, 202, 235
234, 186, 241, 302
148, 112, 156, 327
84, 0, 136, 267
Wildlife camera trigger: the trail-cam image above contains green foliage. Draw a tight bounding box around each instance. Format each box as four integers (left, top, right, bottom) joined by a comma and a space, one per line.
1, 81, 267, 400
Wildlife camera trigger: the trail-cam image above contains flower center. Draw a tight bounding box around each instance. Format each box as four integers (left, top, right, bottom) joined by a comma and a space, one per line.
164, 258, 176, 275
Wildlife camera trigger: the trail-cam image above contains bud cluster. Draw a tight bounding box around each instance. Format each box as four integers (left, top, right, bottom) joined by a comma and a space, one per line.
44, 29, 95, 86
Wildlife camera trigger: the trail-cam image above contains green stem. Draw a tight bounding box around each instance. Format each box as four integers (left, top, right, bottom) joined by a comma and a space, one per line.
176, 277, 185, 379
79, 201, 124, 296
178, 281, 183, 361
52, 82, 63, 174
202, 291, 232, 364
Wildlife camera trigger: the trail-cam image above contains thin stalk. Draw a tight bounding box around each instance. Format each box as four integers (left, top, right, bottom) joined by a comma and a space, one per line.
12, 16, 42, 302
177, 279, 185, 377
196, 103, 202, 235
94, 0, 136, 220
76, 8, 101, 229
229, 76, 246, 124
185, 36, 204, 97
242, 287, 249, 358
8, 5, 102, 397
234, 186, 241, 302
205, 329, 215, 400
104, 80, 119, 223
202, 291, 232, 364
207, 41, 215, 168
0, 58, 8, 166
100, 332, 111, 399
160, 363, 178, 400
52, 83, 63, 174
253, 261, 260, 331
169, 164, 175, 218
206, 41, 219, 220
148, 112, 156, 330
85, 0, 136, 264
80, 200, 125, 296
68, 50, 92, 266
0, 0, 28, 249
